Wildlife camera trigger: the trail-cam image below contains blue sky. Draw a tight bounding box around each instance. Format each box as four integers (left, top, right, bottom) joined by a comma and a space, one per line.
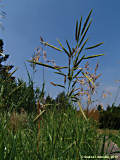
0, 0, 120, 109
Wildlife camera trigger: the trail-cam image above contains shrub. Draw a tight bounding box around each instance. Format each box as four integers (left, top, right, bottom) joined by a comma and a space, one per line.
99, 109, 120, 130
0, 77, 41, 113
8, 108, 28, 133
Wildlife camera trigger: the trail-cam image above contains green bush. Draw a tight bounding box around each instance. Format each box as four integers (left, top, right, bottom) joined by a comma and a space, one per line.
99, 105, 120, 129
0, 77, 40, 113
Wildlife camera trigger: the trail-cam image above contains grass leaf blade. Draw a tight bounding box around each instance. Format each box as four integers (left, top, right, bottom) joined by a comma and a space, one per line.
57, 39, 70, 57
27, 60, 68, 70
41, 41, 62, 51
50, 82, 65, 88
79, 20, 92, 47
78, 101, 87, 120
66, 40, 72, 55
74, 55, 85, 69
72, 80, 77, 88
73, 68, 83, 79
77, 17, 82, 41
81, 9, 93, 35
75, 20, 78, 42
86, 42, 104, 50
33, 110, 45, 122
54, 71, 66, 77
74, 38, 88, 57
83, 54, 104, 59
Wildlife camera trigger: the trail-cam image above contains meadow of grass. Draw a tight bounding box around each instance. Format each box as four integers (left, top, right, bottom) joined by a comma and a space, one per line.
0, 101, 120, 160
0, 9, 120, 160
0, 104, 107, 160
97, 129, 120, 147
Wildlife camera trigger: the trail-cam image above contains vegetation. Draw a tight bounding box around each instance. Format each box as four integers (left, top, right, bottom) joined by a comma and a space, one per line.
28, 9, 104, 121
1, 105, 119, 159
0, 8, 120, 159
99, 104, 120, 130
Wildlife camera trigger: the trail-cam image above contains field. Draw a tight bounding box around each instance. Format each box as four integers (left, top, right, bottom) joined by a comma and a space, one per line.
0, 103, 120, 160
0, 7, 120, 159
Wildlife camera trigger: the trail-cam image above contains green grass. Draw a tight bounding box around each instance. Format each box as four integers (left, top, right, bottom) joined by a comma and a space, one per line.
0, 9, 119, 159
107, 130, 120, 148
0, 105, 109, 160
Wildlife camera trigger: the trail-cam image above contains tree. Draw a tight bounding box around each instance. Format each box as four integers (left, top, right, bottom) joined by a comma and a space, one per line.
55, 91, 72, 111
0, 39, 15, 81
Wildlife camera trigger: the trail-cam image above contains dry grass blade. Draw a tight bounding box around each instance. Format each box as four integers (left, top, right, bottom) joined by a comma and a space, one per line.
43, 50, 47, 61
33, 110, 45, 122
95, 73, 102, 80
78, 101, 87, 121
50, 82, 57, 86
50, 82, 65, 88
95, 63, 99, 74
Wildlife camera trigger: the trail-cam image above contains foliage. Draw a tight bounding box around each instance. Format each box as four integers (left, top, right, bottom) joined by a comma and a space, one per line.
28, 9, 104, 120
38, 91, 73, 112
76, 62, 102, 116
0, 5, 119, 159
8, 109, 28, 133
77, 108, 100, 122
28, 10, 103, 101
12, 79, 36, 113
0, 77, 41, 113
99, 104, 120, 130
0, 106, 111, 159
0, 39, 16, 81
0, 54, 44, 113
55, 91, 73, 111
106, 103, 120, 113
99, 111, 120, 130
